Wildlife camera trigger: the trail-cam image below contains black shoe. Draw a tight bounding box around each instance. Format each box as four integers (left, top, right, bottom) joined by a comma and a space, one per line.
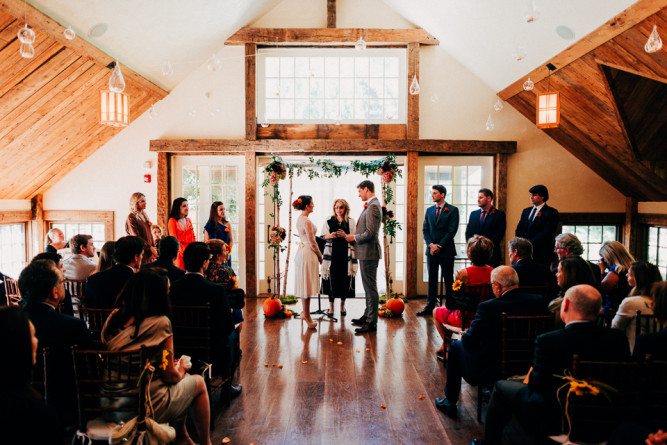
351, 316, 368, 326
230, 384, 242, 399
435, 397, 457, 418
416, 306, 435, 316
354, 323, 377, 334
341, 310, 347, 316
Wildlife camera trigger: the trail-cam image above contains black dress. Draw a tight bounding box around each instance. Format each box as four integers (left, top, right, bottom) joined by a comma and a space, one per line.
323, 217, 355, 302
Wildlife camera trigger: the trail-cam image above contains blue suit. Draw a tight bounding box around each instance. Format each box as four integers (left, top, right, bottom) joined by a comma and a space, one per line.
423, 202, 459, 308
465, 207, 506, 267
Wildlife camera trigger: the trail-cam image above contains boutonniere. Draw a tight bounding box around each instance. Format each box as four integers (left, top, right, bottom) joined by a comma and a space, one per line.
537, 212, 542, 218
363, 203, 368, 209
491, 209, 496, 215
224, 227, 230, 232
148, 221, 152, 226
444, 207, 449, 212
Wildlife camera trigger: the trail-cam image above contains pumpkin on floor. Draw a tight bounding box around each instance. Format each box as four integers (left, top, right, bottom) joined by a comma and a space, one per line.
385, 297, 405, 315
263, 297, 283, 317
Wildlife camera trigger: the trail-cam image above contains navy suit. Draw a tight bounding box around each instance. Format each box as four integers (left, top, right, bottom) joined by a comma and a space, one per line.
85, 264, 135, 309
142, 257, 186, 283
512, 258, 556, 289
484, 322, 630, 441
444, 288, 548, 402
423, 202, 459, 308
466, 207, 506, 267
515, 204, 559, 267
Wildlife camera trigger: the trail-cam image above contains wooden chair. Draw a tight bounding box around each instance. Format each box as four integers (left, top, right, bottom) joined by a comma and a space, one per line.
71, 346, 147, 443
443, 284, 493, 338
4, 276, 21, 306
477, 313, 555, 422
78, 307, 114, 347
64, 279, 86, 317
635, 310, 660, 339
646, 358, 667, 428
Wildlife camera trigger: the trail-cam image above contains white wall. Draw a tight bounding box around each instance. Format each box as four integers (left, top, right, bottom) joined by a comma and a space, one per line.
44, 0, 628, 244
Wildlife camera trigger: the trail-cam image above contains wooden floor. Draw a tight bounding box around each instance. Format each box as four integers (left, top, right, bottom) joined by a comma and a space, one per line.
210, 298, 532, 445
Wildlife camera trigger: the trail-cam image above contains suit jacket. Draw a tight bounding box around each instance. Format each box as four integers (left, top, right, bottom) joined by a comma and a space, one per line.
513, 258, 556, 288
423, 202, 459, 258
354, 197, 382, 261
170, 274, 235, 337
142, 257, 186, 283
85, 264, 135, 308
465, 207, 506, 266
633, 326, 667, 361
515, 204, 559, 265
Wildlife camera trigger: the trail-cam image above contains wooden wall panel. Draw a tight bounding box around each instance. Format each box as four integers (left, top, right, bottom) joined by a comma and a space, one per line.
405, 151, 418, 299
257, 124, 407, 140
245, 43, 256, 141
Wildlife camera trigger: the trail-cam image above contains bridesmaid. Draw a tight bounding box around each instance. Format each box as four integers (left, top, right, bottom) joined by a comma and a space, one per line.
167, 197, 196, 269
125, 192, 157, 263
203, 201, 233, 266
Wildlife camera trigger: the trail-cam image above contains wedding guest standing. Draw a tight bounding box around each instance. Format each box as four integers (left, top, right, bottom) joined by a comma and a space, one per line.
168, 197, 196, 269
203, 201, 233, 266
293, 196, 323, 330
125, 192, 156, 263
515, 185, 559, 267
465, 188, 506, 267
321, 199, 357, 317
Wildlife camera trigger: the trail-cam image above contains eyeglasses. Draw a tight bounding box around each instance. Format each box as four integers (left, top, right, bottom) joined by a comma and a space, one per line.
335, 206, 346, 209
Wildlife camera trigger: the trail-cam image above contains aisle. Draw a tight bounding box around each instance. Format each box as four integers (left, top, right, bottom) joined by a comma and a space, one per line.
211, 298, 500, 445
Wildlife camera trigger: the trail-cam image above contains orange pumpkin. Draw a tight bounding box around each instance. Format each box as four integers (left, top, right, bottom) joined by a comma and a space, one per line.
263, 298, 283, 317
385, 297, 405, 315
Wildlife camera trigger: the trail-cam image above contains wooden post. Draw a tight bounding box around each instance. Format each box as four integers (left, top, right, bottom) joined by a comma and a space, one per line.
157, 152, 170, 233
493, 153, 508, 264
327, 0, 336, 28
624, 196, 638, 258
245, 43, 257, 141
31, 194, 44, 257
407, 43, 420, 140
245, 152, 257, 297
405, 151, 418, 299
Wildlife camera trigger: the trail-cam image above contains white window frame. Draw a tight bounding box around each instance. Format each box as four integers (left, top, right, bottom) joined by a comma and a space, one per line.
257, 48, 407, 125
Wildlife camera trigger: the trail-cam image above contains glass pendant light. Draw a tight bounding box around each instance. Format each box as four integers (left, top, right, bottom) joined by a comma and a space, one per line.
148, 104, 158, 120
522, 0, 540, 23
523, 77, 535, 91
207, 54, 221, 72
485, 114, 495, 131
355, 36, 366, 51
109, 61, 126, 93
63, 27, 76, 40
20, 42, 34, 58
645, 25, 663, 53
494, 99, 504, 111
17, 25, 35, 44
409, 75, 420, 95
162, 60, 174, 76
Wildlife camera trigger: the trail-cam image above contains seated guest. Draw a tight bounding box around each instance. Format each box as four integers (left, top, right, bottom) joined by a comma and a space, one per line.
44, 227, 67, 253
19, 260, 91, 428
548, 256, 596, 316
434, 266, 548, 418
633, 281, 667, 361
93, 240, 116, 274
612, 262, 662, 350
86, 236, 145, 309
433, 235, 493, 357
598, 240, 634, 310
102, 269, 212, 445
62, 234, 97, 280
170, 242, 240, 395
476, 285, 630, 445
0, 306, 63, 444
508, 237, 556, 289
142, 236, 186, 283
31, 252, 73, 316
205, 239, 245, 324
553, 233, 602, 284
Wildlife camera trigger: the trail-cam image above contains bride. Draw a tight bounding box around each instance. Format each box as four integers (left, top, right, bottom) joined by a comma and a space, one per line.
292, 195, 323, 329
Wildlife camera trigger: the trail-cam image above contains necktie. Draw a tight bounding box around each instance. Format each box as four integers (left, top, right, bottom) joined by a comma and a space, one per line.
435, 206, 441, 220
480, 209, 486, 224
529, 207, 537, 223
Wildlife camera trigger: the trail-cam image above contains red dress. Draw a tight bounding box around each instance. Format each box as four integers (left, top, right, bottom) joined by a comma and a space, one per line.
168, 217, 196, 269
435, 265, 493, 328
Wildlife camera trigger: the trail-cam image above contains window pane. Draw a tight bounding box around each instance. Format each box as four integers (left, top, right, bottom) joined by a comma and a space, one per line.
265, 99, 279, 119
438, 166, 452, 183
385, 57, 398, 77
340, 57, 354, 77
354, 99, 368, 119
369, 99, 383, 119
355, 57, 369, 77
280, 57, 294, 77
295, 99, 309, 119
385, 99, 398, 121
265, 57, 279, 77
355, 79, 369, 98
309, 100, 324, 119
325, 57, 339, 77
425, 166, 437, 184
310, 78, 324, 98
370, 57, 384, 77
575, 226, 588, 243
369, 78, 383, 99
588, 226, 602, 243
265, 78, 279, 98
279, 99, 294, 119
384, 78, 398, 99
310, 57, 324, 77
279, 79, 294, 98
295, 57, 309, 77
453, 166, 467, 185
325, 79, 339, 99
295, 78, 309, 98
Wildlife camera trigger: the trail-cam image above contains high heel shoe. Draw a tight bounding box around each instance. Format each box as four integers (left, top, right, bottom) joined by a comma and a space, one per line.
340, 306, 346, 316
307, 320, 317, 329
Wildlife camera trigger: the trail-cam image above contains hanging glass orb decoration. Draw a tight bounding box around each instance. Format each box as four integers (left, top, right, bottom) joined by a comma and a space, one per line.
162, 60, 174, 76
522, 0, 540, 23
63, 27, 76, 40
485, 114, 495, 131
409, 75, 420, 95
355, 37, 366, 52
645, 25, 663, 54
20, 42, 35, 58
207, 54, 221, 72
148, 104, 158, 120
109, 61, 126, 93
17, 25, 36, 44
523, 77, 535, 91
494, 99, 504, 111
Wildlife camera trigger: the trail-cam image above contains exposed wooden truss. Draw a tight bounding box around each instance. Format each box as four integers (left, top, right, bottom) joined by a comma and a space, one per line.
225, 28, 439, 46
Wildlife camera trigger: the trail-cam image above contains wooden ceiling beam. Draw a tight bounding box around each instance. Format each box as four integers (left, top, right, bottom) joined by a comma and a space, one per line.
0, 0, 166, 98
498, 0, 667, 101
327, 0, 336, 29
225, 28, 439, 46
150, 138, 515, 154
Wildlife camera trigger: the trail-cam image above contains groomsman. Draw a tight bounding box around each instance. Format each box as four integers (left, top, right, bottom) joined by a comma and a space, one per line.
419, 185, 459, 316
515, 185, 559, 267
465, 188, 506, 267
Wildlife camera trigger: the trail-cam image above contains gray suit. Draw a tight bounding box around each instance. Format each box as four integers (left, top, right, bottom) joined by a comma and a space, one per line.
353, 196, 382, 324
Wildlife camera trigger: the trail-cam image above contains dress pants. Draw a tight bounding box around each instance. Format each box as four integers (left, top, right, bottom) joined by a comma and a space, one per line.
444, 340, 485, 403
359, 259, 379, 325
427, 252, 454, 308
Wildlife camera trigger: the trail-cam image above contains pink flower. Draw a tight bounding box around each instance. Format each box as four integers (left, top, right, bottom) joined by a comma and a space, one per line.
382, 171, 394, 184
269, 171, 278, 185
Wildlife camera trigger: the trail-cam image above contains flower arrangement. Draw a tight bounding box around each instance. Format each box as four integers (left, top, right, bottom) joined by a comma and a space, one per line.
269, 225, 286, 247
376, 160, 396, 184
230, 275, 238, 289
266, 158, 286, 185
452, 279, 462, 292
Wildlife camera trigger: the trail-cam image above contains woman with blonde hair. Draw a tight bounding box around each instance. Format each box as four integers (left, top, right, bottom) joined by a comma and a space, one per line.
599, 241, 635, 313
321, 199, 357, 316
125, 192, 156, 262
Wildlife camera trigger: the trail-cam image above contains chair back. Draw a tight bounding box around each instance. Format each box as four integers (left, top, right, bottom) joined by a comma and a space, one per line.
64, 279, 86, 316
567, 355, 647, 443
78, 307, 114, 347
635, 310, 660, 339
501, 313, 555, 378
4, 276, 21, 306
171, 305, 212, 365
71, 346, 147, 433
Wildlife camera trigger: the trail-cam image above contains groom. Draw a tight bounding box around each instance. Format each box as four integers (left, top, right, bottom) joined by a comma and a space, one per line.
346, 180, 382, 334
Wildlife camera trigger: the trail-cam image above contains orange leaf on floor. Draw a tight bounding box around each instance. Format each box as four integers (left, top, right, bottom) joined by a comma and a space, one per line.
222, 438, 230, 444
418, 395, 425, 399
278, 364, 283, 368
366, 348, 371, 351
329, 338, 333, 342
337, 341, 343, 345
302, 360, 308, 364
272, 363, 276, 366
380, 404, 387, 409
263, 363, 268, 367
356, 349, 360, 353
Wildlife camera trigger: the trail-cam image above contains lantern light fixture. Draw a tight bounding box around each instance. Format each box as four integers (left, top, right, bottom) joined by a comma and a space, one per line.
536, 63, 560, 129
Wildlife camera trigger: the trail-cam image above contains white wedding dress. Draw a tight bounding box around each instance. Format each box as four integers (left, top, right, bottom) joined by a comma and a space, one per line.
294, 215, 320, 299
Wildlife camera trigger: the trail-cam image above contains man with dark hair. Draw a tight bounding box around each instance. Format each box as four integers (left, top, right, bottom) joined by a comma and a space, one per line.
19, 260, 91, 426
142, 236, 186, 283
31, 252, 74, 316
62, 234, 97, 280
85, 235, 145, 308
515, 184, 559, 267
346, 180, 382, 333
508, 237, 555, 288
475, 285, 630, 444
419, 184, 459, 316
465, 188, 506, 267
435, 266, 547, 418
170, 242, 242, 396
